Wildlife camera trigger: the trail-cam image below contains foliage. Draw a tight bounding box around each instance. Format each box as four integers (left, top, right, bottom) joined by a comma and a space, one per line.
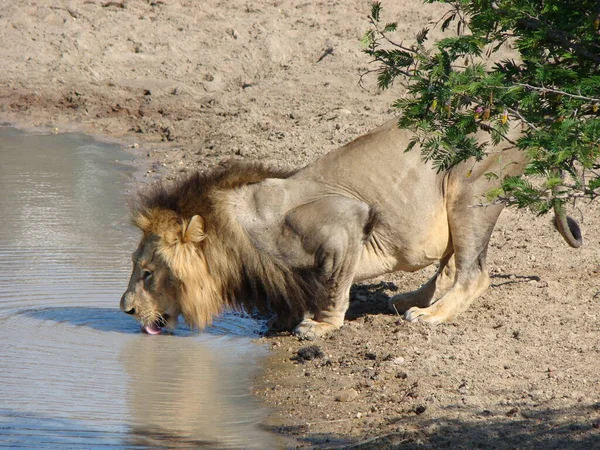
362, 1, 600, 214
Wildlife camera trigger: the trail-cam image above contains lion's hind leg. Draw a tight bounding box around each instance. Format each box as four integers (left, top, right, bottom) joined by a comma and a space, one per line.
389, 253, 456, 314
404, 188, 503, 324
403, 259, 490, 324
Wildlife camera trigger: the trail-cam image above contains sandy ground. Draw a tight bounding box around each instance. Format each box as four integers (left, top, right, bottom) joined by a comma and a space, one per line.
1, 1, 599, 448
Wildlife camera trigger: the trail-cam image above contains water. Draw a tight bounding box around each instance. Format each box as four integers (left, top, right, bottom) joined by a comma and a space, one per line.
0, 127, 280, 449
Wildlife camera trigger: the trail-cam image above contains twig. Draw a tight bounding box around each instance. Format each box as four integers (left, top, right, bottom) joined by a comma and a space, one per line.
369, 17, 417, 54
49, 6, 82, 19
510, 83, 600, 103
505, 106, 539, 131
470, 189, 599, 208
305, 417, 357, 426
477, 121, 517, 145
341, 434, 410, 449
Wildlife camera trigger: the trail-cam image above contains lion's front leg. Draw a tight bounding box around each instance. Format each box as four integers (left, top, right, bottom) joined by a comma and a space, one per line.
293, 242, 359, 340
285, 196, 374, 340
294, 282, 353, 340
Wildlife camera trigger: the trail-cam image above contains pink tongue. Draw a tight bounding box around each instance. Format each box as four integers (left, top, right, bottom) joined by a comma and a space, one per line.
143, 322, 162, 335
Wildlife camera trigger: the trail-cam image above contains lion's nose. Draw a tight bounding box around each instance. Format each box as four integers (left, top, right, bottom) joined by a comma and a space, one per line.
120, 292, 136, 315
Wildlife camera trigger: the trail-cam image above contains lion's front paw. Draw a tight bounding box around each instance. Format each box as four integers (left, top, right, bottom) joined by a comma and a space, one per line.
293, 319, 339, 340
404, 306, 446, 324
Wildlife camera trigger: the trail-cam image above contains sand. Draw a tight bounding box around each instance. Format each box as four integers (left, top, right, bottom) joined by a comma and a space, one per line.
1, 1, 599, 448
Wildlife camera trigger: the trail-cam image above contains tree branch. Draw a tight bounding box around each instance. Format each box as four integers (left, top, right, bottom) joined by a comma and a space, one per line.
515, 83, 600, 103
369, 17, 418, 54
490, 2, 600, 63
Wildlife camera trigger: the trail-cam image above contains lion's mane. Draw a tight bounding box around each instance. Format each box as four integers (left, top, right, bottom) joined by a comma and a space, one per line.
131, 161, 329, 328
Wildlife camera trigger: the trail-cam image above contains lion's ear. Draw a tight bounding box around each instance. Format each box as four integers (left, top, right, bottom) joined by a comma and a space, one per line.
182, 215, 205, 243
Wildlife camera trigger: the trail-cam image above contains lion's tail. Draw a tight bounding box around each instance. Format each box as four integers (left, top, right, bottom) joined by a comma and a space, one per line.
553, 205, 583, 248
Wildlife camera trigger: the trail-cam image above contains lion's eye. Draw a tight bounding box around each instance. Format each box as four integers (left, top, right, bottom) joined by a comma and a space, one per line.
142, 270, 153, 282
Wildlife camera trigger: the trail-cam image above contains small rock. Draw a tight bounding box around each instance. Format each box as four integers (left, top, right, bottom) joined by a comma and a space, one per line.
360, 379, 374, 388
528, 390, 544, 401
389, 356, 405, 366
415, 405, 427, 415
335, 388, 359, 402
506, 407, 519, 417
294, 345, 324, 363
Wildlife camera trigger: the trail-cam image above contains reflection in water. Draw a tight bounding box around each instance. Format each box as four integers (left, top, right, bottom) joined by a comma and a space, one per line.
0, 127, 279, 448
123, 335, 277, 449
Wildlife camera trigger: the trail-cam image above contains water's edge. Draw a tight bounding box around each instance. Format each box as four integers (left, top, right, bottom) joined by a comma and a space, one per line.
0, 126, 281, 449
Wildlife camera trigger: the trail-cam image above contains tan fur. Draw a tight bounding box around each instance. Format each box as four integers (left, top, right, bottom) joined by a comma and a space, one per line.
121, 120, 580, 337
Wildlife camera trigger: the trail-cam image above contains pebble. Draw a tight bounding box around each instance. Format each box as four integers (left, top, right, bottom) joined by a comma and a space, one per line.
506, 407, 519, 417
389, 356, 405, 366
295, 345, 324, 362
528, 390, 544, 401
415, 405, 427, 415
361, 379, 374, 388
335, 388, 359, 402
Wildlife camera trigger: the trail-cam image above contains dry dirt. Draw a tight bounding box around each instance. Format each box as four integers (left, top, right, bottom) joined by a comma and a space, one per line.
1, 1, 599, 449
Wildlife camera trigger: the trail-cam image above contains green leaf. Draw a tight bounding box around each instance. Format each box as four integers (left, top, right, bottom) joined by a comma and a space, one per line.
416, 28, 429, 45
360, 30, 375, 48
370, 2, 382, 22
383, 22, 397, 33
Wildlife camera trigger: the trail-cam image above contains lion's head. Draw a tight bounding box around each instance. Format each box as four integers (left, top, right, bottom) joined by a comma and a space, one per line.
121, 208, 222, 334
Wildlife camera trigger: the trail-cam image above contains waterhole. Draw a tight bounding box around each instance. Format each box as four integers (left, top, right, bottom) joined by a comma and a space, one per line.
0, 127, 280, 449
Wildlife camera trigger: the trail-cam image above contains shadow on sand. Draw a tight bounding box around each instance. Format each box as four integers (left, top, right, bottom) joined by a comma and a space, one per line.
274, 403, 600, 449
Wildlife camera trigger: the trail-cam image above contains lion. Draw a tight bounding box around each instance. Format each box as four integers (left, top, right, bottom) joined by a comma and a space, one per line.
120, 119, 581, 339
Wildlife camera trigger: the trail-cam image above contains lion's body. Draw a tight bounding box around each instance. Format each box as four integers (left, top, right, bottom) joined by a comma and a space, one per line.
121, 119, 578, 338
